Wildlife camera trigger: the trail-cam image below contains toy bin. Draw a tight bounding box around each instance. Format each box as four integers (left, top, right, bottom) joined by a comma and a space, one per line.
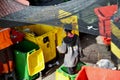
56, 62, 86, 80
21, 24, 57, 63
54, 27, 66, 46
75, 66, 120, 80
14, 39, 45, 80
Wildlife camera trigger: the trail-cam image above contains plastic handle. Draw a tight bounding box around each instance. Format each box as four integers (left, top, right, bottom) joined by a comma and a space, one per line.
28, 49, 35, 54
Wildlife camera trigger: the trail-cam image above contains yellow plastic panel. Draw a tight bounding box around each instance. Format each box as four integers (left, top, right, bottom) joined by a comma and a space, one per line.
24, 24, 56, 63
36, 31, 56, 63
27, 49, 45, 76
55, 27, 66, 46
56, 70, 69, 80
59, 10, 79, 35
111, 22, 120, 39
111, 42, 120, 59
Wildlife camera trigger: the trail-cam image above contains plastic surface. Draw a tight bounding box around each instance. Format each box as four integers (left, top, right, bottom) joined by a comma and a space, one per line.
14, 39, 42, 80
55, 27, 66, 46
111, 22, 120, 59
56, 62, 85, 80
0, 28, 13, 50
111, 42, 120, 59
103, 37, 111, 46
59, 10, 79, 35
11, 29, 25, 44
22, 24, 57, 63
94, 5, 118, 45
27, 49, 45, 76
111, 22, 120, 39
76, 66, 120, 80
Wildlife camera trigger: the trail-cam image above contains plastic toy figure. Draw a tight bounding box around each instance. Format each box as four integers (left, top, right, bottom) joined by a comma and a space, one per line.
57, 24, 84, 74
